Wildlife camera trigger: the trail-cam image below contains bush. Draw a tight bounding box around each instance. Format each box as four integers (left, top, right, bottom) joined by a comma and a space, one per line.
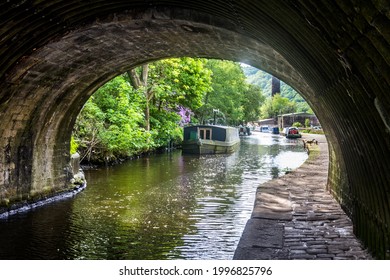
301, 129, 324, 134
292, 121, 302, 127
70, 136, 79, 155
305, 118, 310, 128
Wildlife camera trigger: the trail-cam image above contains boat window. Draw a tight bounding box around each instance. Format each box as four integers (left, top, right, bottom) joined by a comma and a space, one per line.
199, 128, 212, 140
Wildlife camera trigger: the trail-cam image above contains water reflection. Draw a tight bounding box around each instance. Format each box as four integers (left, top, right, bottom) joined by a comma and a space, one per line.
0, 132, 307, 260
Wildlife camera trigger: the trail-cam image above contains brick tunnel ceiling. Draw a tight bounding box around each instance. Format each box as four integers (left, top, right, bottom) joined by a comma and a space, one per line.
0, 0, 389, 258
1, 1, 389, 103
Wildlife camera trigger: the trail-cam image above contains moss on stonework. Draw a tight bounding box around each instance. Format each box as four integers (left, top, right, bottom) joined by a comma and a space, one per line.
0, 183, 86, 215
0, 198, 10, 207
307, 144, 320, 161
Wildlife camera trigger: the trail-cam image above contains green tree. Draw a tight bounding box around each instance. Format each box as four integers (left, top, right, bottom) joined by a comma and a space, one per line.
305, 118, 310, 128
127, 58, 212, 130
149, 58, 212, 110
260, 93, 296, 119
127, 57, 212, 147
242, 84, 265, 122
73, 75, 151, 163
127, 65, 153, 131
74, 58, 272, 164
197, 60, 247, 124
293, 122, 302, 128
73, 58, 213, 163
243, 65, 313, 114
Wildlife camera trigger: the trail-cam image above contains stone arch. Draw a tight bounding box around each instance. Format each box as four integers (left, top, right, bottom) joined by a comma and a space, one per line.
0, 2, 389, 259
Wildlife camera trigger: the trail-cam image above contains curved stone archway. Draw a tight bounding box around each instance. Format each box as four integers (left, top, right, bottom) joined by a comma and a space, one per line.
0, 1, 389, 259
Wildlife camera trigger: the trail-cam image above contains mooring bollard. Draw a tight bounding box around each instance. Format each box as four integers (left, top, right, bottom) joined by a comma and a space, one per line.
70, 153, 81, 175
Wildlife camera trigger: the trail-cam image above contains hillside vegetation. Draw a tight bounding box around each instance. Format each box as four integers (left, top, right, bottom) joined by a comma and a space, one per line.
242, 64, 313, 114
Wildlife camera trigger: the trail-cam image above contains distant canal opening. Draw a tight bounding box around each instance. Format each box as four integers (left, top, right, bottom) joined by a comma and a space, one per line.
0, 133, 307, 260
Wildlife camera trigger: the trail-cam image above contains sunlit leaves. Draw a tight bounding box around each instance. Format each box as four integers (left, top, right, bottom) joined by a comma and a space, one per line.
197, 60, 265, 125
260, 93, 297, 118
73, 76, 150, 163
73, 58, 212, 163
73, 58, 268, 163
146, 57, 212, 110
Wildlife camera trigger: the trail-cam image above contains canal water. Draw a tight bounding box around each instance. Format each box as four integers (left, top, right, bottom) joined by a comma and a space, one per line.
0, 132, 307, 260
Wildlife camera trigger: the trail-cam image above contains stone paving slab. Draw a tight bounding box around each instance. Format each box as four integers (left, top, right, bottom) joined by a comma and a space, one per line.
237, 219, 284, 249
252, 190, 293, 221
234, 134, 372, 260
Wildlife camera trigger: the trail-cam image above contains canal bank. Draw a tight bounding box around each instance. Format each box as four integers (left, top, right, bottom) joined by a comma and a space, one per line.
234, 134, 372, 260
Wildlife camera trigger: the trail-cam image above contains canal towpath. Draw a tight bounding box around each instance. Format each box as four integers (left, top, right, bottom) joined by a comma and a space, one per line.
233, 134, 372, 260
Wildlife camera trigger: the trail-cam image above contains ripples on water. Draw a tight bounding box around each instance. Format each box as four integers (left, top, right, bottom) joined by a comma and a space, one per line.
0, 132, 307, 260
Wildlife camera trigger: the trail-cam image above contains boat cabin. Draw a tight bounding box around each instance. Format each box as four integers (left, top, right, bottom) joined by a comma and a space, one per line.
182, 125, 240, 154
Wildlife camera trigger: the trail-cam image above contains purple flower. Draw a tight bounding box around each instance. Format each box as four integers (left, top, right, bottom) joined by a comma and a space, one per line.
177, 106, 193, 126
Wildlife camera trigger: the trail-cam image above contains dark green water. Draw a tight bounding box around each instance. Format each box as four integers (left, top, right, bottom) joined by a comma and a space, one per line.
0, 133, 307, 260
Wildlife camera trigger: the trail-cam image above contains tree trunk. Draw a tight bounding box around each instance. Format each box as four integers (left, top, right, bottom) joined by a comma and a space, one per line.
145, 101, 150, 131
127, 64, 153, 131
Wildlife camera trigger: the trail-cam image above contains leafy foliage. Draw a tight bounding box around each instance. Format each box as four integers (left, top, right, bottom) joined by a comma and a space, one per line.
292, 121, 303, 128
72, 59, 272, 164
70, 136, 79, 155
197, 60, 265, 125
242, 65, 313, 114
260, 93, 296, 119
148, 58, 212, 110
242, 84, 265, 122
304, 118, 311, 128
73, 76, 151, 163
73, 58, 212, 163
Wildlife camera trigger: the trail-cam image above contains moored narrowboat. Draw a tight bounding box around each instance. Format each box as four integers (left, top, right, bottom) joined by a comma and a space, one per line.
283, 126, 302, 138
182, 125, 240, 154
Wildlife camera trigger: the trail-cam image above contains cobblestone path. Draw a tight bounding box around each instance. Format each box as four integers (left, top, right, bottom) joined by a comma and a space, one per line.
234, 134, 372, 260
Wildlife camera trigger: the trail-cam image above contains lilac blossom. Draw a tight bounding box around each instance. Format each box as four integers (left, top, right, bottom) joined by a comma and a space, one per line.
177, 105, 193, 126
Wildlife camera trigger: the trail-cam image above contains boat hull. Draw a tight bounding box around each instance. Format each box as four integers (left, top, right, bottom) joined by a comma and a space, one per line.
286, 134, 302, 139
182, 139, 240, 155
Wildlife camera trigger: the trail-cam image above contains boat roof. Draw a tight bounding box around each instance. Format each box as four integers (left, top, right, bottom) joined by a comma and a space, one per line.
184, 124, 236, 129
